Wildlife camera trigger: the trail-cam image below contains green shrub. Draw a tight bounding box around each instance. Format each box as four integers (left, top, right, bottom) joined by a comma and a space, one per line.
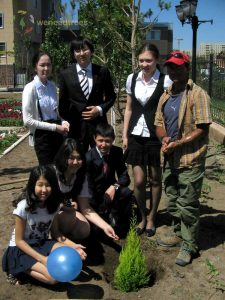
0, 119, 23, 126
114, 218, 149, 292
0, 133, 18, 154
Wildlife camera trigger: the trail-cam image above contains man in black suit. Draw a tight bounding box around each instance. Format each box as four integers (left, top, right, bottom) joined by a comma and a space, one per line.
58, 37, 116, 152
86, 123, 133, 228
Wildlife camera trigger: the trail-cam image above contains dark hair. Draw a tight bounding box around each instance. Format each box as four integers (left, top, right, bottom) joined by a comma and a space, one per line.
137, 42, 159, 59
70, 37, 94, 63
54, 138, 85, 175
94, 123, 115, 139
32, 51, 52, 69
25, 165, 61, 214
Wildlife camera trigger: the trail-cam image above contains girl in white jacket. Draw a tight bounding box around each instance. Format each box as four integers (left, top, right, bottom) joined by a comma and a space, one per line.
22, 51, 69, 165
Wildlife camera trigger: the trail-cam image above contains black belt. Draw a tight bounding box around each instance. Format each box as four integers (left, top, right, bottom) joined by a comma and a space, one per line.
44, 119, 61, 124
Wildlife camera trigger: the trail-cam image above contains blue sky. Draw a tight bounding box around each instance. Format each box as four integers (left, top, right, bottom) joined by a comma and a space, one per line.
62, 0, 225, 51
141, 0, 225, 50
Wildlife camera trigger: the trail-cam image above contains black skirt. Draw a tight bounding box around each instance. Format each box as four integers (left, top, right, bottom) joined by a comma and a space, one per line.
2, 240, 56, 276
124, 135, 161, 167
34, 129, 64, 165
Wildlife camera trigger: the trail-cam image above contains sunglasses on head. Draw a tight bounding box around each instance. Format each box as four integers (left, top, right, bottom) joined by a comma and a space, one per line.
167, 53, 184, 59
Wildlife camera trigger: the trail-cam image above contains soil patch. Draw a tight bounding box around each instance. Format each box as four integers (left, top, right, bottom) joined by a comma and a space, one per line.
0, 95, 225, 299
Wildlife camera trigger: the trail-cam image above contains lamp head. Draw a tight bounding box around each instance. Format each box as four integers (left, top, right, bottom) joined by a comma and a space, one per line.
176, 0, 198, 23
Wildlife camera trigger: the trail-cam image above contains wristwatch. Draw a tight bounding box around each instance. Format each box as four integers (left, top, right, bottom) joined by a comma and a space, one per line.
113, 183, 120, 191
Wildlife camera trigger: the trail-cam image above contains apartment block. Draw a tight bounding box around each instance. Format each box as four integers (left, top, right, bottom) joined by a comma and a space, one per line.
198, 43, 225, 56
144, 22, 173, 60
0, 0, 59, 87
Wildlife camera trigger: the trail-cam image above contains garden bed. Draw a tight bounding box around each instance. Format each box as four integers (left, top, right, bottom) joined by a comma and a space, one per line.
1, 93, 225, 299
0, 98, 23, 127
0, 95, 26, 155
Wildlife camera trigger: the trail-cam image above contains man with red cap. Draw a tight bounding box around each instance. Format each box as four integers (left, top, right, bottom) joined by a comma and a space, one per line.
154, 51, 212, 266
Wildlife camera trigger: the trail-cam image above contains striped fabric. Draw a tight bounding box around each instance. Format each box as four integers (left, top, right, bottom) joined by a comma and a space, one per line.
80, 69, 89, 99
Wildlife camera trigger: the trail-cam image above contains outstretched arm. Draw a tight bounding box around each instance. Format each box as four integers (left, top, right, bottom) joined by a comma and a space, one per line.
77, 197, 119, 240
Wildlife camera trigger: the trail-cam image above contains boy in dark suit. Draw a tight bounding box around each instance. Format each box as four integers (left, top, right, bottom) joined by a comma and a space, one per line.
58, 37, 116, 152
86, 123, 133, 229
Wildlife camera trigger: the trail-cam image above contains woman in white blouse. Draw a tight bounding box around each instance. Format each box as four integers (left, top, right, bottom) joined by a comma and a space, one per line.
22, 51, 70, 165
123, 43, 172, 237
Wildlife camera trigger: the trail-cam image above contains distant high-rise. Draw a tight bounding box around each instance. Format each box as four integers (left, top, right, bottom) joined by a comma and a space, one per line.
198, 43, 225, 56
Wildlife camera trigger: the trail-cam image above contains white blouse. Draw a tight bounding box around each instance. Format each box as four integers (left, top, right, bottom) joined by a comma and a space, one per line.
126, 69, 172, 137
34, 75, 58, 121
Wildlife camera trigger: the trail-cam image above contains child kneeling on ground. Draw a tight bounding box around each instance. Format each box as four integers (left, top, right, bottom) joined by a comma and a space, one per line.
2, 165, 86, 285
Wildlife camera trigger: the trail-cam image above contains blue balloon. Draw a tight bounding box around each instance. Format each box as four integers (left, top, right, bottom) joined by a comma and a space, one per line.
47, 246, 82, 282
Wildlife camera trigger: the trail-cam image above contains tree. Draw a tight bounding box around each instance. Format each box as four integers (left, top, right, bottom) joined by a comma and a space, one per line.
78, 0, 170, 118
41, 15, 70, 80
114, 217, 149, 292
13, 11, 33, 81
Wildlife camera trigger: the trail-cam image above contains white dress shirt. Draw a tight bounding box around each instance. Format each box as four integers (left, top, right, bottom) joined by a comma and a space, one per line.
76, 63, 103, 115
126, 69, 172, 137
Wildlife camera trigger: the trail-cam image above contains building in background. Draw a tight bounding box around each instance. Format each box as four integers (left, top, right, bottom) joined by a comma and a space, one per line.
144, 22, 173, 61
198, 43, 225, 57
0, 0, 59, 88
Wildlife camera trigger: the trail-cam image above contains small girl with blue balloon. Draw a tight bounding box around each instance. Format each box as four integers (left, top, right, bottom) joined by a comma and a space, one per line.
2, 165, 86, 285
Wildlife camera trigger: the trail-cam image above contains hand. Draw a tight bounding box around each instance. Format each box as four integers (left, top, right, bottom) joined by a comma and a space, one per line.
105, 186, 116, 202
73, 244, 87, 261
71, 201, 78, 210
62, 121, 70, 131
81, 106, 100, 120
162, 141, 177, 155
161, 136, 171, 147
56, 123, 69, 135
40, 255, 48, 266
122, 137, 128, 150
103, 224, 119, 240
161, 136, 171, 152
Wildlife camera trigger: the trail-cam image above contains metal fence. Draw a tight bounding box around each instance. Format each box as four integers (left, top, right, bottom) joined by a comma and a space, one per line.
196, 54, 225, 100
195, 54, 225, 126
1, 52, 225, 125
211, 104, 225, 127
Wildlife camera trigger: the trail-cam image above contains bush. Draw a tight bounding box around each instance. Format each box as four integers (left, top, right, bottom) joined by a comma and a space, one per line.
0, 119, 23, 126
114, 218, 149, 292
0, 133, 18, 154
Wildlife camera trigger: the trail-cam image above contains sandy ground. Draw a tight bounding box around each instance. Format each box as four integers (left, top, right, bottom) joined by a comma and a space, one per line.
0, 131, 225, 299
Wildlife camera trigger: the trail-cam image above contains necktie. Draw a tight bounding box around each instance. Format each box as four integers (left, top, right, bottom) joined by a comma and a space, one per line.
102, 155, 109, 176
80, 69, 89, 99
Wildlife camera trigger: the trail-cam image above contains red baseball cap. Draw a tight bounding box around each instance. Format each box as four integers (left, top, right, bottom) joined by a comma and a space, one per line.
164, 51, 190, 65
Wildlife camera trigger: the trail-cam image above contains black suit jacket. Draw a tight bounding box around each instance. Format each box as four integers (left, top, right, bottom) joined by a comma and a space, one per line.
58, 63, 116, 146
86, 145, 130, 201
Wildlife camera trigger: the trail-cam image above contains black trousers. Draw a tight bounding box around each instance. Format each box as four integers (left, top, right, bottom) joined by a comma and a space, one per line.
34, 129, 64, 165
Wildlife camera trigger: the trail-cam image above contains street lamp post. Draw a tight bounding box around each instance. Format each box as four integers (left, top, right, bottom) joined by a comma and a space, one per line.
175, 0, 213, 83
